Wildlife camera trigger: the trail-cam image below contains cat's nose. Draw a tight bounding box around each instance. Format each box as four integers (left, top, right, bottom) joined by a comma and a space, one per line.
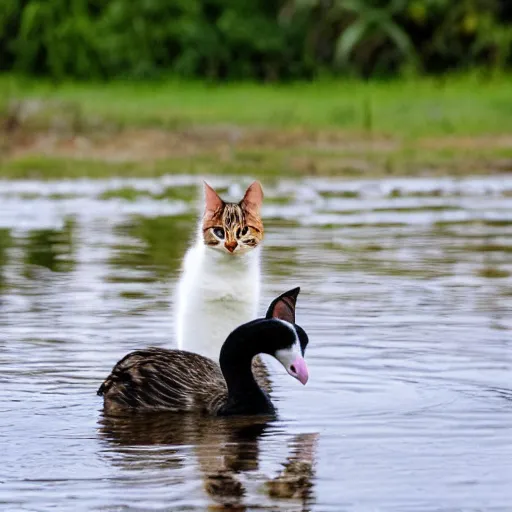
225, 241, 237, 253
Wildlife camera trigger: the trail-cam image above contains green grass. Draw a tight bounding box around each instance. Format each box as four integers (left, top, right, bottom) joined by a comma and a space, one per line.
1, 73, 512, 179
0, 144, 509, 180
0, 157, 143, 179
2, 73, 512, 137
1, 139, 511, 180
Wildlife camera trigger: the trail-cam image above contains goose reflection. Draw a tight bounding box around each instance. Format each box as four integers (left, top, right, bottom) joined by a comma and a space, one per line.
98, 412, 317, 509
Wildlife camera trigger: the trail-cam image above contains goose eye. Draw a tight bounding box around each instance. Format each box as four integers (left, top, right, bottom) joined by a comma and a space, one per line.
213, 227, 225, 239
241, 226, 249, 236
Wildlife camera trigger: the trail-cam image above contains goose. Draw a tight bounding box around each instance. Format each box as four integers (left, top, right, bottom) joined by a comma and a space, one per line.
98, 287, 309, 416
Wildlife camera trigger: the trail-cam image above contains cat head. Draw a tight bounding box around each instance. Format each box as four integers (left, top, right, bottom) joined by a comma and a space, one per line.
202, 181, 264, 255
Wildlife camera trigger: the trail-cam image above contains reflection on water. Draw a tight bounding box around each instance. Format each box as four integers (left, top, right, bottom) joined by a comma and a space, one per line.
1, 175, 512, 511
98, 412, 316, 509
23, 218, 75, 277
110, 214, 193, 282
0, 228, 12, 291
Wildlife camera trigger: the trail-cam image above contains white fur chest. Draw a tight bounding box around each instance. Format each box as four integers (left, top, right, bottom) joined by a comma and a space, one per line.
174, 243, 261, 361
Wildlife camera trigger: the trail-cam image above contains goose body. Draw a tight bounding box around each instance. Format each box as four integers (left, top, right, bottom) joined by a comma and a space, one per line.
98, 288, 309, 416
98, 348, 228, 414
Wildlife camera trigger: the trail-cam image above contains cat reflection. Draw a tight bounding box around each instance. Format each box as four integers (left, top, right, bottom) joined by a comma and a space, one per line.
98, 412, 317, 509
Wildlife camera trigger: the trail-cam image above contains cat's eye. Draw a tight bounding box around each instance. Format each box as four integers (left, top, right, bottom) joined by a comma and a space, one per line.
241, 226, 249, 236
213, 227, 225, 239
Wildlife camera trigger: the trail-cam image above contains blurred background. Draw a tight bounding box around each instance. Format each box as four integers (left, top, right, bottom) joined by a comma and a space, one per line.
2, 0, 512, 80
1, 0, 512, 178
1, 2, 512, 512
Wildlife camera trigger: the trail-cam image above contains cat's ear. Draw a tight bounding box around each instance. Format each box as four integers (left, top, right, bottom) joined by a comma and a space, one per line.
266, 287, 300, 324
240, 181, 263, 215
203, 182, 224, 213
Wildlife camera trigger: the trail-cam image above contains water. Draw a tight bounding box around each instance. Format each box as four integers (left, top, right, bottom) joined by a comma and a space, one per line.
1, 175, 511, 511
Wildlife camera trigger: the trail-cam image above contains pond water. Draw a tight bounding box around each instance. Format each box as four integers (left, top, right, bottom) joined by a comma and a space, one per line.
1, 175, 511, 511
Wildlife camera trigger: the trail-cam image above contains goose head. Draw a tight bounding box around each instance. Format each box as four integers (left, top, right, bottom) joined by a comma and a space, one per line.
219, 287, 310, 394
264, 287, 309, 385
272, 322, 309, 385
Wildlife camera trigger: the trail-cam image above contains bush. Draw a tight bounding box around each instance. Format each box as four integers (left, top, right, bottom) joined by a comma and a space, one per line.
0, 0, 511, 80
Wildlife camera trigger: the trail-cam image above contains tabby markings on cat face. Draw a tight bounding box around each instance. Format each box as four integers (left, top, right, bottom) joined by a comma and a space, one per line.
202, 182, 264, 255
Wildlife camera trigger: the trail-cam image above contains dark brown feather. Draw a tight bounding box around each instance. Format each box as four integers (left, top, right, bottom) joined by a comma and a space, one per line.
98, 348, 271, 414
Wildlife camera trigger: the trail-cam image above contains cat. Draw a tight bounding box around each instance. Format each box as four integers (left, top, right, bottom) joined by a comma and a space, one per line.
174, 181, 264, 363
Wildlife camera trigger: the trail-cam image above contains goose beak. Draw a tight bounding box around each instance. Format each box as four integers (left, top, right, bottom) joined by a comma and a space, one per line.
275, 348, 309, 385
287, 356, 309, 385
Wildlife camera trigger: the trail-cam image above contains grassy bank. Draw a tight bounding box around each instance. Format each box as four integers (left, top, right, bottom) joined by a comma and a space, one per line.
3, 73, 512, 136
1, 74, 512, 179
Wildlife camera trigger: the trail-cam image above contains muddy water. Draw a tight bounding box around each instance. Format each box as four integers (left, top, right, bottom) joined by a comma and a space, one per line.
1, 175, 511, 511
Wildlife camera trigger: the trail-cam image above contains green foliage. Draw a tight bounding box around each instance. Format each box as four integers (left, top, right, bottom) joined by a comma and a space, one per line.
0, 0, 511, 79
333, 0, 419, 74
